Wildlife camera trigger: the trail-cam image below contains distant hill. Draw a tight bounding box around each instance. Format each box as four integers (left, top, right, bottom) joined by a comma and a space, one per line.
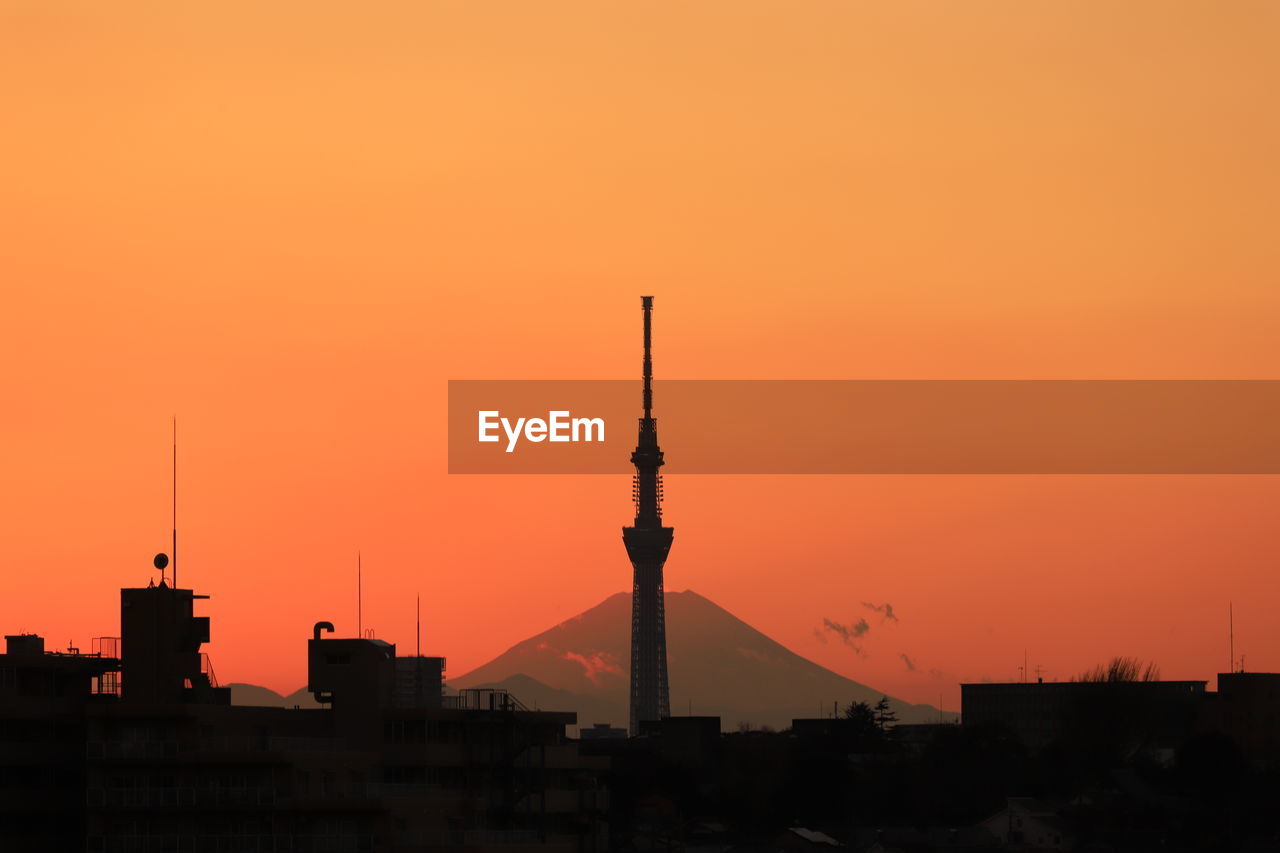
228, 683, 321, 709
452, 590, 952, 732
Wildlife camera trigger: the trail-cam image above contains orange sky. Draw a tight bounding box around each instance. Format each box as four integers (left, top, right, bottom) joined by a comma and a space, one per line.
2, 1, 1278, 710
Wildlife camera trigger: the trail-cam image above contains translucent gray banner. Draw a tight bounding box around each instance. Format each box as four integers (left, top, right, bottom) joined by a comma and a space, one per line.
448, 380, 1280, 474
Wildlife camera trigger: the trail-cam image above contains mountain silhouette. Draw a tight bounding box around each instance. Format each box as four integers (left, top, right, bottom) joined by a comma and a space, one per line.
229, 683, 321, 709
452, 590, 951, 732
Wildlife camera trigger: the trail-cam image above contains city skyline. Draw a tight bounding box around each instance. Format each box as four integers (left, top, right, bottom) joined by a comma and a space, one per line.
4, 300, 1278, 712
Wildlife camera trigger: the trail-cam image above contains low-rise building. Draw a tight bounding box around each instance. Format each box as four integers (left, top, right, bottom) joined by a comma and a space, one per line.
1, 571, 608, 852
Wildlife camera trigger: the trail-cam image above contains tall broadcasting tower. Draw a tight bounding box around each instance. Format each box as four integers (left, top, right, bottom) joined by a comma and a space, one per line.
624, 295, 673, 735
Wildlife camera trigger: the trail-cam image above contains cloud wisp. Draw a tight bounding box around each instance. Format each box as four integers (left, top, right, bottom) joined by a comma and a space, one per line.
820, 617, 870, 656
862, 601, 898, 622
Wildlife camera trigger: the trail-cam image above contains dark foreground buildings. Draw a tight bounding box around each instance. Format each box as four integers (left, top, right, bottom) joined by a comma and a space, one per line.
961, 675, 1280, 762
961, 679, 1209, 755
6, 572, 1280, 853
0, 572, 607, 852
574, 678, 1280, 852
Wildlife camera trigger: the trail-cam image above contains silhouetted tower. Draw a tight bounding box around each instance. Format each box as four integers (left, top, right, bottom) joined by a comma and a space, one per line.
624, 296, 673, 735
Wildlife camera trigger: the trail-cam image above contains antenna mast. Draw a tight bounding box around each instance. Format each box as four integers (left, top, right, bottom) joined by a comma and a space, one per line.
1229, 602, 1234, 673
172, 417, 178, 589
358, 552, 363, 638
642, 295, 653, 421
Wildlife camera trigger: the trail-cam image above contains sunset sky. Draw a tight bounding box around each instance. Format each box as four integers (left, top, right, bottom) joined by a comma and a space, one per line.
2, 1, 1278, 710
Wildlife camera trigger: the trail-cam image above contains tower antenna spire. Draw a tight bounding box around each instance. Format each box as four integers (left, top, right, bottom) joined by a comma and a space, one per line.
642, 295, 653, 421
358, 551, 363, 639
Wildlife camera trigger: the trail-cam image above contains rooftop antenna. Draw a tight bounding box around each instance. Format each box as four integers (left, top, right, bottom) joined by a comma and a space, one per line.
416, 594, 423, 705
1229, 602, 1234, 674
172, 416, 178, 589
358, 551, 363, 639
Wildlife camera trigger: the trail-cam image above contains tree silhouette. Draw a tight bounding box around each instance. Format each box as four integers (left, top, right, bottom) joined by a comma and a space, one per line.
844, 700, 876, 727
842, 700, 884, 751
873, 696, 898, 732
1075, 656, 1161, 682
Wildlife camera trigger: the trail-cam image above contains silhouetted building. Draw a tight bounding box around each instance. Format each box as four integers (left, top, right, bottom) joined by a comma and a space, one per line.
638, 716, 722, 771
578, 723, 628, 741
624, 295, 674, 736
2, 565, 608, 852
120, 582, 229, 705
1202, 671, 1280, 758
307, 623, 397, 713
0, 633, 118, 851
393, 655, 445, 709
789, 717, 846, 740
979, 797, 1071, 850
961, 679, 1206, 753
893, 721, 961, 755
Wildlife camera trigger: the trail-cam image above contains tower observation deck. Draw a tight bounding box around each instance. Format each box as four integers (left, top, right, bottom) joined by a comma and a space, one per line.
623, 296, 673, 735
